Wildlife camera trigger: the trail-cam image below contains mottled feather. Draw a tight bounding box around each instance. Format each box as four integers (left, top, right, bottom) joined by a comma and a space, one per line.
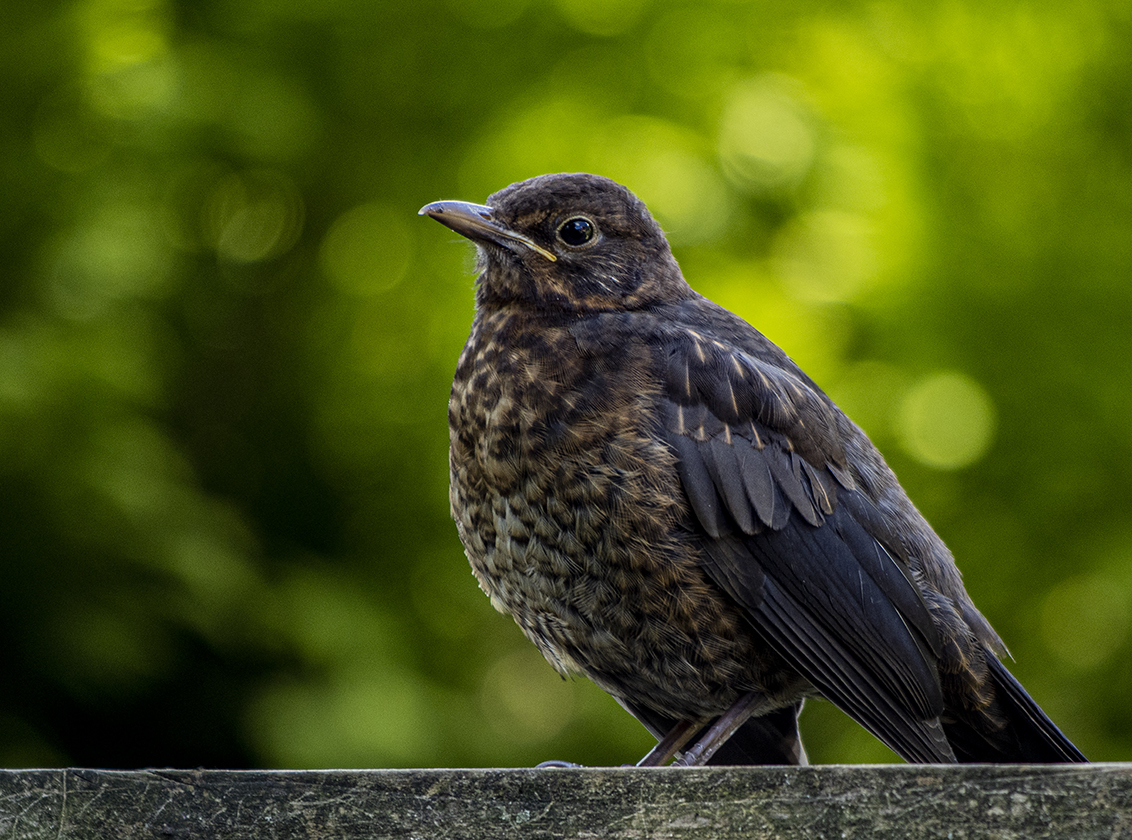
430, 172, 1086, 766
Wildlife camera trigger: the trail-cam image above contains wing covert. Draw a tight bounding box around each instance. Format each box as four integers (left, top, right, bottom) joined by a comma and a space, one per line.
659, 325, 952, 762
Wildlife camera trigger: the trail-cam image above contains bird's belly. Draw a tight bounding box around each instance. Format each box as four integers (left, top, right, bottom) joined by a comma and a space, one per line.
452, 441, 797, 720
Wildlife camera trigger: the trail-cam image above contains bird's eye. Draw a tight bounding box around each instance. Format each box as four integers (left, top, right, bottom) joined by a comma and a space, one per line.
557, 216, 596, 247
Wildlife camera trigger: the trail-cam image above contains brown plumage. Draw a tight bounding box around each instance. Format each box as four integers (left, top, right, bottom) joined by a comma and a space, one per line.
421, 173, 1085, 765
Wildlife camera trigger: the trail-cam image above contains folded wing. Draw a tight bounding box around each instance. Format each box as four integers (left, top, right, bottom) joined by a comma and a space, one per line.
659, 324, 956, 763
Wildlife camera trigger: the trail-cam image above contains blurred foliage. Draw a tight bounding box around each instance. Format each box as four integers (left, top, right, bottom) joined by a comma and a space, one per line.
1, 0, 1130, 769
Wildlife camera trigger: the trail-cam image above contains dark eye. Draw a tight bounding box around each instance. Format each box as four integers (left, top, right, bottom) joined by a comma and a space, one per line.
557, 216, 596, 247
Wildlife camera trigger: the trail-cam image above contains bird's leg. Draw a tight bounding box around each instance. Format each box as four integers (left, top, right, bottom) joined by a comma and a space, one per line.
636, 718, 703, 767
673, 692, 762, 767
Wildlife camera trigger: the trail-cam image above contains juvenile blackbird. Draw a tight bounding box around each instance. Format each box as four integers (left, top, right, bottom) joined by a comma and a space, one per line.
421, 173, 1086, 766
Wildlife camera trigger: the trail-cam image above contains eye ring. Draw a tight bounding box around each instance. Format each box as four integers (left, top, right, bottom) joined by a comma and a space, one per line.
557, 216, 597, 248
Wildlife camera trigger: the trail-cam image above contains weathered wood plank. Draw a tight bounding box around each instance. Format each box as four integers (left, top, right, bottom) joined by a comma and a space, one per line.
0, 765, 1128, 839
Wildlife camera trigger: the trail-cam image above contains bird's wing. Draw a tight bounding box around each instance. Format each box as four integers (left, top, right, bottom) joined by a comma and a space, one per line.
658, 323, 955, 763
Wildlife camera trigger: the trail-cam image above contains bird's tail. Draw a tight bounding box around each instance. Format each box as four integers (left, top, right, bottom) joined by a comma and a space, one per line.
943, 653, 1086, 763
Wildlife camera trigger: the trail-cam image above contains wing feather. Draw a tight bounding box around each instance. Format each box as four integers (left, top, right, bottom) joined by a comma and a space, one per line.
703, 437, 757, 535
660, 327, 952, 763
765, 448, 821, 527
669, 432, 728, 539
734, 444, 788, 530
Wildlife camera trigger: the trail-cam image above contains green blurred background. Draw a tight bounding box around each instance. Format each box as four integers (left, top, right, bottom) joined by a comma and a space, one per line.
1, 0, 1130, 769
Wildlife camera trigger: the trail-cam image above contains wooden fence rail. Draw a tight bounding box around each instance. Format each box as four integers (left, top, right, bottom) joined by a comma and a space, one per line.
0, 765, 1129, 839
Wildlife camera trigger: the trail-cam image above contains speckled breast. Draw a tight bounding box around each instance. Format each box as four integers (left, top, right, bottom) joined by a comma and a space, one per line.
447, 309, 786, 719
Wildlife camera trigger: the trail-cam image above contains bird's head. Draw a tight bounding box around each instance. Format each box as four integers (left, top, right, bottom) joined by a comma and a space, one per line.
420, 173, 691, 313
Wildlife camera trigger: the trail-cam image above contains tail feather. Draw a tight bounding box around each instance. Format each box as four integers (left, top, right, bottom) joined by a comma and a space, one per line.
623, 655, 1085, 765
943, 654, 1086, 763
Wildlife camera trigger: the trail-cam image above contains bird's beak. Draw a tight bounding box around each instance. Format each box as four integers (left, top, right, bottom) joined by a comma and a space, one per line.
418, 200, 557, 262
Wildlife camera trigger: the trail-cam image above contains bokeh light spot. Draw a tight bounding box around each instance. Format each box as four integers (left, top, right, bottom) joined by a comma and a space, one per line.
645, 9, 741, 100
1041, 574, 1131, 671
78, 0, 172, 74
594, 116, 730, 244
458, 97, 606, 196
320, 203, 415, 296
718, 75, 817, 193
250, 668, 431, 768
554, 0, 647, 36
46, 202, 170, 319
898, 372, 996, 469
773, 210, 877, 302
86, 56, 180, 120
479, 647, 575, 744
830, 361, 910, 442
446, 0, 529, 29
203, 170, 304, 263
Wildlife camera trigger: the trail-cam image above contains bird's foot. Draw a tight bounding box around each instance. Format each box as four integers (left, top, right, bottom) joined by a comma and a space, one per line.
673, 692, 762, 766
636, 718, 702, 766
